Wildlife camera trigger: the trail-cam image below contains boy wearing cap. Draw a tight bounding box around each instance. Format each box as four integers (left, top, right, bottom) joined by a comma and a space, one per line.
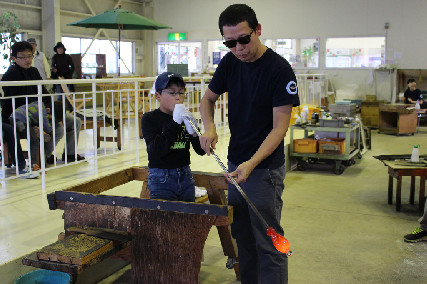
27, 38, 51, 81
141, 72, 205, 202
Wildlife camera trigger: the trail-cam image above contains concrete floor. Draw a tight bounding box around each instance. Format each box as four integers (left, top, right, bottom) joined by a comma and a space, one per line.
1, 124, 427, 283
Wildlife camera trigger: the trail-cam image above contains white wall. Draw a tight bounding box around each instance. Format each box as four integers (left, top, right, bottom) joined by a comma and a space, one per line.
153, 0, 427, 98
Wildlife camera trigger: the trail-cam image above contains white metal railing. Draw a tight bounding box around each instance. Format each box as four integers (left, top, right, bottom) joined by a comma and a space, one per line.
295, 74, 328, 106
0, 76, 226, 188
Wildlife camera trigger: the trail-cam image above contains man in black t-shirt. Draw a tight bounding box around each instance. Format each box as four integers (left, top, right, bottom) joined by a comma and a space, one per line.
404, 78, 423, 105
199, 4, 299, 283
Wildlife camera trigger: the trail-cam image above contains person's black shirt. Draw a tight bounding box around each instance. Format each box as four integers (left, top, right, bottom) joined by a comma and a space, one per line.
1, 64, 50, 121
51, 53, 75, 79
404, 88, 422, 104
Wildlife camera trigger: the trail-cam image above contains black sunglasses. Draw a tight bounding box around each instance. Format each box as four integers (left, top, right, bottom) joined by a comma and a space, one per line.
223, 30, 254, 48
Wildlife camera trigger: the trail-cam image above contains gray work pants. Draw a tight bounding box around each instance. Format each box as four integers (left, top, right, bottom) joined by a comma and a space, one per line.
228, 161, 288, 284
420, 198, 427, 231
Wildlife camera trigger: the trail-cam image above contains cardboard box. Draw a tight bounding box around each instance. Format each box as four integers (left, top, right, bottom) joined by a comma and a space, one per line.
318, 138, 345, 154
293, 139, 318, 153
361, 115, 379, 128
361, 102, 380, 127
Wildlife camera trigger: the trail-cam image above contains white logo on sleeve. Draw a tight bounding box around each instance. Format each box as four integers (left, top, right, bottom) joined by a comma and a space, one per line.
286, 81, 298, 95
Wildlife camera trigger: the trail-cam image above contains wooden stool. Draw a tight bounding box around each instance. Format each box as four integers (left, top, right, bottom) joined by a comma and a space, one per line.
81, 120, 121, 150
383, 160, 427, 212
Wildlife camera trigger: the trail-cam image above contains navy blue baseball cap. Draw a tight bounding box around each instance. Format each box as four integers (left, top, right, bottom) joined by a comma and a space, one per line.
155, 72, 185, 92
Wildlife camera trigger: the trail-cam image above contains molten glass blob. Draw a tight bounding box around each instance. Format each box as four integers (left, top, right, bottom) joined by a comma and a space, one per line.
267, 227, 292, 256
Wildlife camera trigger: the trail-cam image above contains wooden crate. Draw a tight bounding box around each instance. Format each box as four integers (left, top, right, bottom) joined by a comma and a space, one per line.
318, 138, 345, 154
361, 101, 380, 127
293, 139, 318, 153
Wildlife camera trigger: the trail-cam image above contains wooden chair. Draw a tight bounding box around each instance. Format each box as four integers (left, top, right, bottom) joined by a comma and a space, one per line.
60, 82, 93, 113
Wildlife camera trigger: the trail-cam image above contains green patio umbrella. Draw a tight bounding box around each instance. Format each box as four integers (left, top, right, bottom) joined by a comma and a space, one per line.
67, 6, 171, 75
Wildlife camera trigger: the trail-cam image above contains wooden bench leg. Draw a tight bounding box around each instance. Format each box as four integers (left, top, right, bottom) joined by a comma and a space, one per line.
388, 175, 393, 205
420, 176, 426, 213
140, 181, 149, 199
130, 209, 215, 283
410, 176, 415, 204
206, 187, 240, 281
396, 176, 402, 211
96, 125, 101, 149
2, 142, 11, 166
116, 124, 121, 150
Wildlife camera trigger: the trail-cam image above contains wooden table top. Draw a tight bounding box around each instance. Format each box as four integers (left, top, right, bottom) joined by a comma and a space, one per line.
382, 159, 427, 170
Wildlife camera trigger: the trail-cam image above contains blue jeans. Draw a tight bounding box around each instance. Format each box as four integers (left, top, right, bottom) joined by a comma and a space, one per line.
148, 166, 195, 202
228, 162, 288, 284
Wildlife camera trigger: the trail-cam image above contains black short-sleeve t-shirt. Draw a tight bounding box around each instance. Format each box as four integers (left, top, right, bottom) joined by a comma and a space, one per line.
208, 48, 300, 169
404, 88, 423, 104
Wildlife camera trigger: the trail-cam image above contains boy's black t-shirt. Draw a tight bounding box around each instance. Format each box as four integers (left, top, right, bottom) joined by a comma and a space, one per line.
404, 88, 422, 104
141, 108, 204, 169
208, 48, 300, 169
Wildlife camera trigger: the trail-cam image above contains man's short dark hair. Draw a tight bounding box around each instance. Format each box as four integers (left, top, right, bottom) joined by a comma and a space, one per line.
11, 41, 33, 57
407, 78, 416, 84
218, 4, 258, 36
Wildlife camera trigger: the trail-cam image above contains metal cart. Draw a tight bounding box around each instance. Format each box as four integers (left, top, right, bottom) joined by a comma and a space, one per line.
289, 124, 361, 175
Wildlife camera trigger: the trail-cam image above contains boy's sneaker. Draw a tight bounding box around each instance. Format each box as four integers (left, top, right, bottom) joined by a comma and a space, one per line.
404, 227, 427, 243
32, 164, 41, 171
18, 169, 39, 179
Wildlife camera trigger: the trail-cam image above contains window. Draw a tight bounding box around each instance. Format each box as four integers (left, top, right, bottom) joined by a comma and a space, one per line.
62, 37, 134, 75
264, 38, 319, 69
207, 40, 228, 71
0, 33, 22, 74
325, 37, 385, 68
157, 41, 202, 75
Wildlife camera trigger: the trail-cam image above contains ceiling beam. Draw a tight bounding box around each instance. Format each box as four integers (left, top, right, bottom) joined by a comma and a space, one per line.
60, 9, 92, 18
0, 1, 41, 10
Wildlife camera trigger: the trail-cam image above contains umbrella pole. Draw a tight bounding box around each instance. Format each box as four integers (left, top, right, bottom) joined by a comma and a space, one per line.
118, 24, 121, 77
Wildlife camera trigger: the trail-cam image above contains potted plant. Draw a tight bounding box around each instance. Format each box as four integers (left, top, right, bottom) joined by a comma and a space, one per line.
1, 11, 20, 69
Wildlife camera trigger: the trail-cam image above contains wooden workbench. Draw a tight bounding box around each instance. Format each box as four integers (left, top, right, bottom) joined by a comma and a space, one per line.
379, 104, 418, 135
23, 167, 239, 283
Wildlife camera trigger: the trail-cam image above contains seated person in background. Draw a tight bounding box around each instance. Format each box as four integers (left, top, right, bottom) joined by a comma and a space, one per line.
141, 72, 205, 202
1, 123, 39, 179
2, 41, 84, 163
12, 101, 63, 168
1, 41, 51, 123
404, 78, 423, 106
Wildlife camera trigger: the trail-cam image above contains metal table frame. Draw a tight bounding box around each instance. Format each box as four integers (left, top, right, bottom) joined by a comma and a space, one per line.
289, 124, 361, 174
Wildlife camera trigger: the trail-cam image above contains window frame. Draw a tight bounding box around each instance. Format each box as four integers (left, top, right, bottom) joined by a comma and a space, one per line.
264, 37, 320, 70
324, 35, 386, 69
156, 41, 203, 75
61, 36, 134, 75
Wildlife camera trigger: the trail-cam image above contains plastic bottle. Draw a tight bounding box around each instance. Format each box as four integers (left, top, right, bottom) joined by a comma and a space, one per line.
415, 100, 421, 110
411, 144, 420, 162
